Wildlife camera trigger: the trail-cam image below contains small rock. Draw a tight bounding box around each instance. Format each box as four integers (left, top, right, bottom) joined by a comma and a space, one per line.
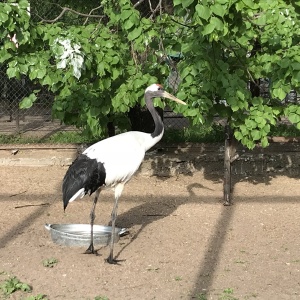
11, 149, 19, 155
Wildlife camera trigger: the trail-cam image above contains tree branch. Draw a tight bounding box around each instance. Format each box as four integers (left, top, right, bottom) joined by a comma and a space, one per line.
170, 17, 196, 28
83, 5, 103, 26
34, 4, 104, 24
221, 41, 259, 86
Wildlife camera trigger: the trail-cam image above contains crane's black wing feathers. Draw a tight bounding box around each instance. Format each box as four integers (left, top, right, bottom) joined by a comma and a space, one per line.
62, 154, 106, 209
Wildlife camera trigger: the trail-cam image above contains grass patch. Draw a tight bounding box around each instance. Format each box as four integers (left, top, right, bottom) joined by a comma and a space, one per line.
42, 258, 58, 268
269, 123, 300, 136
193, 293, 208, 300
0, 131, 97, 145
0, 276, 31, 296
43, 131, 97, 144
174, 275, 183, 281
218, 288, 238, 300
163, 124, 224, 143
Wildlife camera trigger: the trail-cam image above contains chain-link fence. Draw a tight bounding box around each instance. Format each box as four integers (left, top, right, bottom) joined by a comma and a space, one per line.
0, 63, 58, 134
0, 0, 189, 136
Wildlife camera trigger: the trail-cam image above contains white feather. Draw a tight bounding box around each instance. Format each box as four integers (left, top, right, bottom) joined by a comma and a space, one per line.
145, 83, 161, 92
83, 131, 160, 187
69, 188, 85, 202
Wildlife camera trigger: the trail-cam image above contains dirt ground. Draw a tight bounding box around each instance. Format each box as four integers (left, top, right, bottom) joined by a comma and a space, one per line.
1, 165, 300, 300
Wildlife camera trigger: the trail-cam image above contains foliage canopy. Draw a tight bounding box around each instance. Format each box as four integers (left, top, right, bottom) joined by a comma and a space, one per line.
1, 0, 300, 148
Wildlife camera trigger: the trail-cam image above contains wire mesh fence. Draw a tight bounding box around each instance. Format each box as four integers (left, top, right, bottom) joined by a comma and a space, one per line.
0, 0, 189, 137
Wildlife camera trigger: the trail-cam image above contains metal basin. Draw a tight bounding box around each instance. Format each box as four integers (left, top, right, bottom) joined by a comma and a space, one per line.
45, 223, 127, 247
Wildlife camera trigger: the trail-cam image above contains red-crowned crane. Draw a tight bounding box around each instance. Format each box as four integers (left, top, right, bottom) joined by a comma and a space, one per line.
62, 83, 186, 263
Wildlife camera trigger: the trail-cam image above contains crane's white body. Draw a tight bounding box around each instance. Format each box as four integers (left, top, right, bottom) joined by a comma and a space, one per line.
68, 130, 164, 203
84, 130, 163, 186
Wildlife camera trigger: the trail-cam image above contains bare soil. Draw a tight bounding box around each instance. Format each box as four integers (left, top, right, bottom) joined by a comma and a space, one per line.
1, 166, 300, 300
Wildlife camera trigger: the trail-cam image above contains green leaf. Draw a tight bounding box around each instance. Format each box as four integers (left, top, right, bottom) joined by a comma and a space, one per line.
36, 69, 46, 79
202, 23, 215, 35
0, 51, 12, 63
173, 0, 183, 6
187, 109, 198, 117
105, 40, 114, 48
236, 35, 249, 46
288, 113, 300, 124
255, 14, 266, 26
251, 97, 263, 106
236, 90, 245, 100
251, 129, 261, 141
195, 4, 211, 20
291, 62, 300, 71
18, 0, 30, 9
210, 17, 223, 31
211, 4, 226, 17
234, 131, 243, 141
239, 124, 248, 135
261, 136, 269, 148
242, 0, 254, 7
0, 12, 9, 23
262, 124, 270, 133
245, 119, 256, 129
42, 75, 53, 86
7, 67, 18, 79
273, 87, 287, 100
19, 93, 37, 109
182, 0, 195, 9
128, 27, 142, 41
177, 90, 187, 100
280, 58, 290, 68
120, 9, 133, 20
124, 19, 135, 30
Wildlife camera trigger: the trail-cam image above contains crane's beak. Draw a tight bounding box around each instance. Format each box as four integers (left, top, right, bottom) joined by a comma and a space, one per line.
162, 91, 187, 105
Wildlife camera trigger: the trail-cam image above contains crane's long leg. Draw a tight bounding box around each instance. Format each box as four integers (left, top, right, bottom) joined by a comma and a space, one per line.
85, 189, 100, 254
107, 183, 124, 264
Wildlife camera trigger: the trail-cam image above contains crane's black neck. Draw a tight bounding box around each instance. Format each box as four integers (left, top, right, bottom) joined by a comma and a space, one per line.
145, 92, 164, 138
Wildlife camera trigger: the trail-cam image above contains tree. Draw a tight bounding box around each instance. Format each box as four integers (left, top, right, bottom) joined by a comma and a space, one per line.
0, 0, 172, 137
169, 0, 300, 203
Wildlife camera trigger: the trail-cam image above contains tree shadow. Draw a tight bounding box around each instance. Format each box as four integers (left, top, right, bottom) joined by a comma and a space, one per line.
112, 181, 220, 261
0, 194, 55, 249
190, 193, 300, 298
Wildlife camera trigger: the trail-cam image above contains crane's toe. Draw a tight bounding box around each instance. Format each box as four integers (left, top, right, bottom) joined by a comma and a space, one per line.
105, 256, 124, 265
84, 243, 97, 255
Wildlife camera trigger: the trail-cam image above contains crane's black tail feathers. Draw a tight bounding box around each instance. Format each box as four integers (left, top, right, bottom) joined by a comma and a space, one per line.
62, 154, 106, 210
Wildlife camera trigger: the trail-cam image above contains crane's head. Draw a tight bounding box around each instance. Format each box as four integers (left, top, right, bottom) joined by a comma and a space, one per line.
145, 84, 186, 105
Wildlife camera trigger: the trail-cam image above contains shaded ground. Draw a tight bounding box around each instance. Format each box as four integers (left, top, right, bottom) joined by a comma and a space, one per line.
0, 166, 300, 300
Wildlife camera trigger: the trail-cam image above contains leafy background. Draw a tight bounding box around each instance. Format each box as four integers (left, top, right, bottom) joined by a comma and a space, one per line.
1, 0, 300, 149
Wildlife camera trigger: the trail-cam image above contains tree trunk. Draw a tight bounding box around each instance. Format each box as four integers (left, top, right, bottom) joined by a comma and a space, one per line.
223, 124, 238, 205
107, 121, 115, 137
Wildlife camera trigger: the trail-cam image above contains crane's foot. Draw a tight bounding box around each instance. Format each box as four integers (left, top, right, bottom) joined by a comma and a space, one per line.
105, 253, 125, 265
85, 243, 97, 255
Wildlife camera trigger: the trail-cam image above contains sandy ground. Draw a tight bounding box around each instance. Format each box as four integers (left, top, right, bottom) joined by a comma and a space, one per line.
0, 166, 300, 300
